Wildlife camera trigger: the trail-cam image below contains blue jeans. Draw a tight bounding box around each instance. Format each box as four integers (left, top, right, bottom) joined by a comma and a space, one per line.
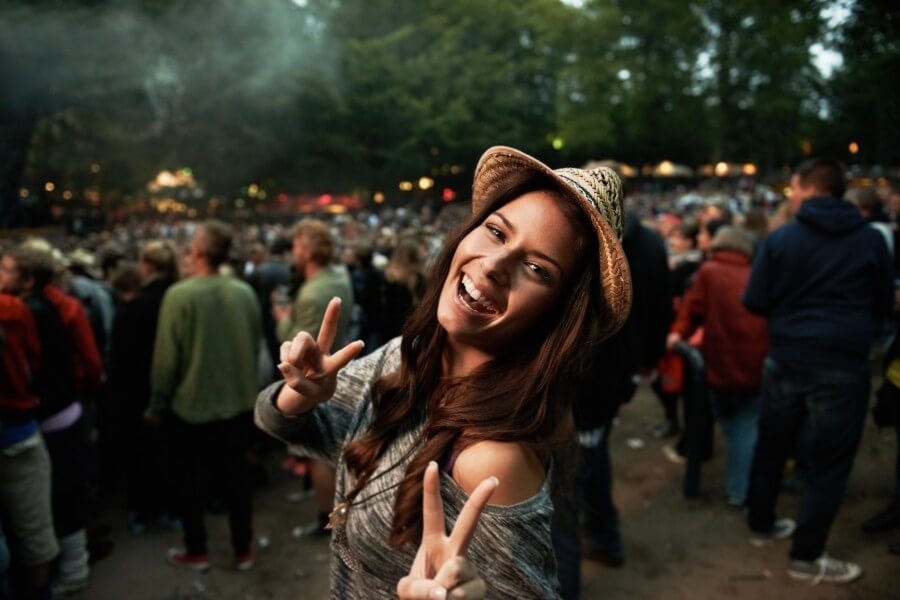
747, 357, 869, 561
710, 389, 759, 504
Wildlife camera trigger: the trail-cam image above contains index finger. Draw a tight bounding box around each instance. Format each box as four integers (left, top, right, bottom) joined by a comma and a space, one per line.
447, 476, 498, 557
422, 461, 446, 541
316, 297, 343, 353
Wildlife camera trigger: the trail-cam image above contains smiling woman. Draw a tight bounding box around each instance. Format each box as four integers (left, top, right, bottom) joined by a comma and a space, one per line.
438, 190, 585, 367
255, 146, 632, 599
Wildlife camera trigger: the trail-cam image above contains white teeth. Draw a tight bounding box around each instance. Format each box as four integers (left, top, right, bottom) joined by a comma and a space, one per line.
462, 274, 482, 300
461, 274, 497, 313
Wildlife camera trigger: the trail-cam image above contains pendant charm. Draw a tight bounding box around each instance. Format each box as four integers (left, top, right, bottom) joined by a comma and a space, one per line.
326, 501, 350, 530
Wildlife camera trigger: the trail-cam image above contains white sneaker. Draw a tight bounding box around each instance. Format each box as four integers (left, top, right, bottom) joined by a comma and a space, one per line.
52, 577, 89, 597
748, 518, 796, 547
787, 554, 863, 584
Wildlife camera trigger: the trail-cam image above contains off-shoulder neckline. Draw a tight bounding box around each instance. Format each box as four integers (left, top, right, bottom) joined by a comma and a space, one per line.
438, 463, 552, 516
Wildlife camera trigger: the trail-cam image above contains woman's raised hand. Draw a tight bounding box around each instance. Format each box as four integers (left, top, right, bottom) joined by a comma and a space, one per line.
397, 462, 498, 600
276, 297, 365, 414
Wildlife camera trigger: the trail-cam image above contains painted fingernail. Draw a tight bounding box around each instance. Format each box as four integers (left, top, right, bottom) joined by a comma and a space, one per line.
332, 296, 341, 303
429, 587, 447, 600
428, 460, 438, 469
489, 476, 499, 486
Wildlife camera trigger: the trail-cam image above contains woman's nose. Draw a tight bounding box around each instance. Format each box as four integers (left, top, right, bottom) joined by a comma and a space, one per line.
480, 249, 511, 287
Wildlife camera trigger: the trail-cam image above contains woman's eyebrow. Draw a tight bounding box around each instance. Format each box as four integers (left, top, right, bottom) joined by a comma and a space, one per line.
495, 211, 516, 234
494, 211, 563, 274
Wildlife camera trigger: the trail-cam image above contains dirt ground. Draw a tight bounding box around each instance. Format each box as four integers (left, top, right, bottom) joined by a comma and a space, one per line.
79, 384, 898, 600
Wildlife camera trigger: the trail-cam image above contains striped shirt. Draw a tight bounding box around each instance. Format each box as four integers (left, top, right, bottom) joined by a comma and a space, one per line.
255, 338, 561, 599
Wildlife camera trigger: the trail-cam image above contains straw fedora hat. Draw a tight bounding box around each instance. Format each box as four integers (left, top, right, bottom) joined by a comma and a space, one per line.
471, 146, 632, 341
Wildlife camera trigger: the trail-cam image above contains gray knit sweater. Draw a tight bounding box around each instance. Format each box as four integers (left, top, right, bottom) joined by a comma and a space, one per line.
255, 338, 561, 599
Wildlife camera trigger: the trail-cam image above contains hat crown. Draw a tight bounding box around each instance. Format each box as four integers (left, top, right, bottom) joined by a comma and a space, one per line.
553, 167, 625, 240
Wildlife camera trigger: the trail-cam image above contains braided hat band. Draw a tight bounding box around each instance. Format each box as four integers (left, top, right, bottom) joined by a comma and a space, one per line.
471, 146, 633, 341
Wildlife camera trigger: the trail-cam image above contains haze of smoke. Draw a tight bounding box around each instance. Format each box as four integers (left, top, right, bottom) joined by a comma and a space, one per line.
0, 0, 336, 186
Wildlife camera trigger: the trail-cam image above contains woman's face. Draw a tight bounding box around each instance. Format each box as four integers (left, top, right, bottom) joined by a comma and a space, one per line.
437, 191, 581, 356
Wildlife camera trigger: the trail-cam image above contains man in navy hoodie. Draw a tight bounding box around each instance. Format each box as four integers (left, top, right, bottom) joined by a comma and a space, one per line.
742, 158, 894, 583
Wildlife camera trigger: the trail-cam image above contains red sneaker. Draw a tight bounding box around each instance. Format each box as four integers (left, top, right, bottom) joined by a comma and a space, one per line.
166, 547, 210, 572
235, 547, 255, 571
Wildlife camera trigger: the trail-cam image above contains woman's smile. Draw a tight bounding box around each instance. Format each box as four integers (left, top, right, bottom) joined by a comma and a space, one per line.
456, 272, 500, 316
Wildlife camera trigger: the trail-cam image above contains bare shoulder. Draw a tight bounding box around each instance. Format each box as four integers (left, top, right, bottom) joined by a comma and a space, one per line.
451, 441, 545, 506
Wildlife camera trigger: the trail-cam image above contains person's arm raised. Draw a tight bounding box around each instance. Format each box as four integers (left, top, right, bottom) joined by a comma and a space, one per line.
275, 297, 364, 416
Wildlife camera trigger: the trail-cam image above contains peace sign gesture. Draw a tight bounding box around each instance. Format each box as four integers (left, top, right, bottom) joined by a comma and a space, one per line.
275, 297, 365, 415
397, 462, 499, 600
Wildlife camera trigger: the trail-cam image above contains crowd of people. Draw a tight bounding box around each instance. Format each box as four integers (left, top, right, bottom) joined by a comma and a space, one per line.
0, 149, 898, 598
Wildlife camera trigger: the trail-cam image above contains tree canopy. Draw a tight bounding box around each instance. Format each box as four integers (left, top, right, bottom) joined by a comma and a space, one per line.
0, 0, 896, 226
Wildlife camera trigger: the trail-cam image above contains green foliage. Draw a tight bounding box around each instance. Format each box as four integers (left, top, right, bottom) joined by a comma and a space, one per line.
0, 0, 897, 225
825, 0, 900, 165
695, 0, 826, 167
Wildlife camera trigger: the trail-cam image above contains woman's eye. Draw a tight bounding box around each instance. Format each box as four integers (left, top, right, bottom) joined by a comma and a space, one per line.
526, 262, 551, 282
485, 224, 504, 241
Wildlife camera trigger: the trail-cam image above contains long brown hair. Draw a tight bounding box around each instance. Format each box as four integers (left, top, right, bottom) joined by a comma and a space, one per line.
343, 174, 603, 549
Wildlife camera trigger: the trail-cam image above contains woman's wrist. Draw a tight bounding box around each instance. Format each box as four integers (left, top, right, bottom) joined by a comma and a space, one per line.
275, 382, 316, 416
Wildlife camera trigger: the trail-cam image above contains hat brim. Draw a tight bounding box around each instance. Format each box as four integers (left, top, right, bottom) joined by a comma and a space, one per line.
471, 146, 632, 342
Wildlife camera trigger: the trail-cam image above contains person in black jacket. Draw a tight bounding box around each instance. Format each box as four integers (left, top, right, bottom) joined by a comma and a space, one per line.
245, 237, 292, 382
742, 158, 894, 584
342, 242, 387, 354
108, 240, 179, 533
552, 207, 671, 599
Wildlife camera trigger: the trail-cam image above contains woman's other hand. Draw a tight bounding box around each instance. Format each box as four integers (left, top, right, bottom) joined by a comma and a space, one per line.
397, 462, 497, 599
275, 297, 364, 415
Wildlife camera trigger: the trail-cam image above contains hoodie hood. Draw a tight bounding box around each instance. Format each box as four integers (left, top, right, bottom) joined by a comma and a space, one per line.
795, 196, 866, 236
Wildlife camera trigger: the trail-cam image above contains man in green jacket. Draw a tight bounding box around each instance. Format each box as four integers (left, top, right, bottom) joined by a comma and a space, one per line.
276, 219, 353, 344
149, 220, 262, 572
274, 219, 353, 537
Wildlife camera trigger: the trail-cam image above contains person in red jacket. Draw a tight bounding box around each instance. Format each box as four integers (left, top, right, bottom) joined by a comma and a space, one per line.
667, 226, 768, 507
0, 294, 40, 413
0, 264, 59, 600
42, 285, 102, 393
15, 240, 103, 395
1, 244, 101, 596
